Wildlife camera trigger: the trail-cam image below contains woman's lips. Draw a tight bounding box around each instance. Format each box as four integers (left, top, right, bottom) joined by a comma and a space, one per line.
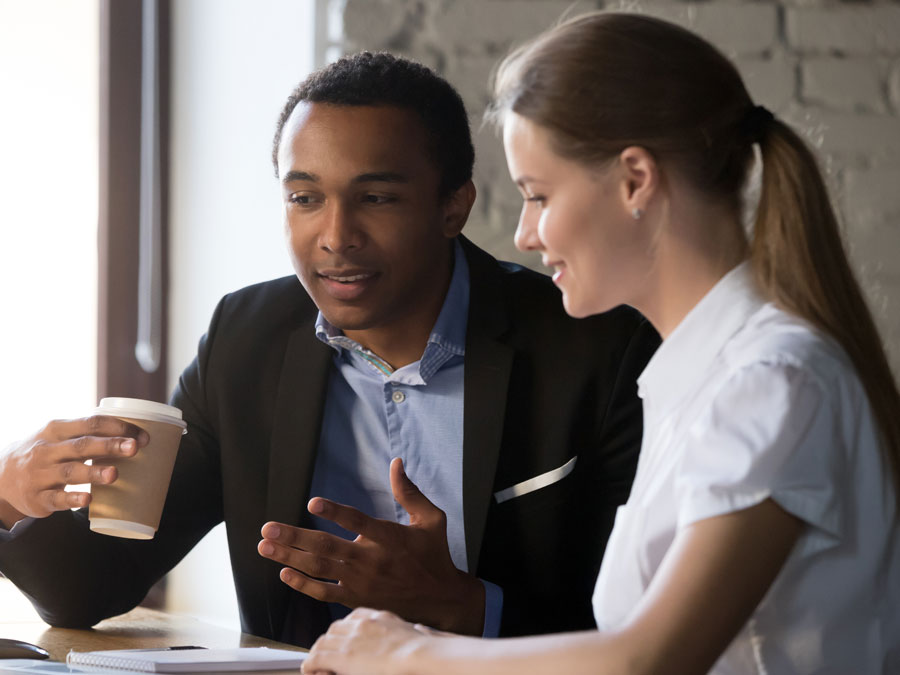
544, 261, 565, 285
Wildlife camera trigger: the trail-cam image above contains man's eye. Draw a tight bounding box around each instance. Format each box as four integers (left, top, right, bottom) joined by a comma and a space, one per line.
362, 194, 395, 204
289, 194, 314, 205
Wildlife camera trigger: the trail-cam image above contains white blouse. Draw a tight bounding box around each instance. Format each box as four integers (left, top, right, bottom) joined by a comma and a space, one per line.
593, 262, 900, 673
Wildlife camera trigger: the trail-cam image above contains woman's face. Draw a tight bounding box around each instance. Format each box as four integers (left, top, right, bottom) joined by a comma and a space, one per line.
503, 112, 656, 318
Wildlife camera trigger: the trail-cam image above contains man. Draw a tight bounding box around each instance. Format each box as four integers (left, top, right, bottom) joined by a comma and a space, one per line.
0, 53, 658, 646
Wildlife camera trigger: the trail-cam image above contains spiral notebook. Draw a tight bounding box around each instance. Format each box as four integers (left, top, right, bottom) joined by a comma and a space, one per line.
64, 647, 306, 673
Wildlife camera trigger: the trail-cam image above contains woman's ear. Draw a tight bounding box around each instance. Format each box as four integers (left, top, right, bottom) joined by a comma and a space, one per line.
617, 146, 658, 218
441, 180, 477, 238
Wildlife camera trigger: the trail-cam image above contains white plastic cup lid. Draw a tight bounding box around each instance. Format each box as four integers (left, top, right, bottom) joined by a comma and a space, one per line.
94, 397, 187, 431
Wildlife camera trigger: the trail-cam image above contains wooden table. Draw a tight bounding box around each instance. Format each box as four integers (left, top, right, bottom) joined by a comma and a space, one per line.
0, 578, 305, 671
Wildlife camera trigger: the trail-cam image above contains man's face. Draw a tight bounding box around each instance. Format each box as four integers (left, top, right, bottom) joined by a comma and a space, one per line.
277, 103, 465, 337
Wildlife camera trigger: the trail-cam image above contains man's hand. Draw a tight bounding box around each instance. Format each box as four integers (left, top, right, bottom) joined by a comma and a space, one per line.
0, 416, 149, 528
257, 457, 486, 635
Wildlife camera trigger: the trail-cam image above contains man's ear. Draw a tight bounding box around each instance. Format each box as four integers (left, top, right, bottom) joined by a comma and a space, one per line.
441, 180, 477, 238
617, 146, 658, 217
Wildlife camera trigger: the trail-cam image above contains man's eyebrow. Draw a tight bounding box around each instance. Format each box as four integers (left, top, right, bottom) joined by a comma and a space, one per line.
281, 170, 410, 186
282, 170, 319, 184
353, 172, 409, 184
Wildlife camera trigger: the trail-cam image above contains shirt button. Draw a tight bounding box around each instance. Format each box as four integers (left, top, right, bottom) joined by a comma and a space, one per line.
391, 390, 406, 404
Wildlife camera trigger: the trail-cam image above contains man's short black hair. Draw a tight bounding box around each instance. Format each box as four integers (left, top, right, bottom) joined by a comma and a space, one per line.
272, 51, 474, 196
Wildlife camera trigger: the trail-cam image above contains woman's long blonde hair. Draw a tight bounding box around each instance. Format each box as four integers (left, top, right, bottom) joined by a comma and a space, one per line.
488, 12, 900, 505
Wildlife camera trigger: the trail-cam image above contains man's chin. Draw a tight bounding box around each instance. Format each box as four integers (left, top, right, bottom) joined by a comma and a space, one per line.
317, 306, 378, 333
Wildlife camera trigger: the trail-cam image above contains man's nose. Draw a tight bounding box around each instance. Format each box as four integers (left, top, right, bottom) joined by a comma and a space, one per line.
318, 202, 364, 254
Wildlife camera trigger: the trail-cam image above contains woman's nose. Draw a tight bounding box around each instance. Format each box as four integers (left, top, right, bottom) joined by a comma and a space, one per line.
514, 206, 542, 253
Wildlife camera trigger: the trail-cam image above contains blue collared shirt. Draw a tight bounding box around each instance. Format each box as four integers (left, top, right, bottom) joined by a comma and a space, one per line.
307, 239, 502, 636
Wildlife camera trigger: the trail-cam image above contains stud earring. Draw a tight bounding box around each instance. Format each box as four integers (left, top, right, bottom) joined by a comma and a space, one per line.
632, 207, 643, 220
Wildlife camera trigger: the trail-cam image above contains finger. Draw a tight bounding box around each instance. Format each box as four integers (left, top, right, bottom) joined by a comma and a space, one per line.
301, 664, 336, 675
389, 457, 445, 528
257, 539, 346, 581
48, 435, 138, 463
42, 488, 91, 513
304, 633, 351, 674
306, 499, 384, 540
46, 416, 149, 446
303, 642, 340, 675
49, 461, 117, 488
322, 617, 356, 637
260, 522, 358, 561
278, 567, 346, 604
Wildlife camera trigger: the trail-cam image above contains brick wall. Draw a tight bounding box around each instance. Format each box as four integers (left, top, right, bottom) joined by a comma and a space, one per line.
330, 0, 900, 372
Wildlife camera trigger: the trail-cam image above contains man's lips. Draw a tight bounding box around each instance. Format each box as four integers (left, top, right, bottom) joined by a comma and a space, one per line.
316, 268, 380, 300
320, 271, 376, 282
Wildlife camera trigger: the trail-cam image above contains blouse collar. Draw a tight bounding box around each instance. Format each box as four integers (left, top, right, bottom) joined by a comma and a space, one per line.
637, 261, 767, 415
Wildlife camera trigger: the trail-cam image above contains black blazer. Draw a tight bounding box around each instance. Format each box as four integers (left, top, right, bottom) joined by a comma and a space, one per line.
0, 238, 658, 646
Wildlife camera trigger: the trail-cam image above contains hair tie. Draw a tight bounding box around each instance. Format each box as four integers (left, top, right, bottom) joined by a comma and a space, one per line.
740, 104, 774, 144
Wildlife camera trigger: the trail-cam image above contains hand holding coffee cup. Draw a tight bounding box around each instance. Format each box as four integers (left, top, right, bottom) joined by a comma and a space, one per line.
0, 414, 150, 529
88, 398, 187, 539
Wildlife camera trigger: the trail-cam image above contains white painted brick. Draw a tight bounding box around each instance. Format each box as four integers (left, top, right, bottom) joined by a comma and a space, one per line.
639, 2, 778, 55
802, 57, 887, 113
845, 168, 900, 228
735, 54, 797, 112
342, 0, 419, 48
786, 107, 900, 156
434, 0, 593, 46
787, 7, 900, 54
845, 222, 900, 378
890, 60, 900, 113
443, 51, 500, 112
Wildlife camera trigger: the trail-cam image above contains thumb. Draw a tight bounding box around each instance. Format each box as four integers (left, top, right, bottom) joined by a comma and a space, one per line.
390, 457, 445, 529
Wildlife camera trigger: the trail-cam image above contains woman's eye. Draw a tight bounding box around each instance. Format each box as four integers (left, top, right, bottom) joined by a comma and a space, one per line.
525, 196, 546, 206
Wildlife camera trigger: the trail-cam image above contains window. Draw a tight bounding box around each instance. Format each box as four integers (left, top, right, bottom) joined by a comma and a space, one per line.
0, 0, 99, 442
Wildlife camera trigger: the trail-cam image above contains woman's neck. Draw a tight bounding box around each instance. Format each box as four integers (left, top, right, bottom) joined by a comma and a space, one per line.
634, 199, 748, 340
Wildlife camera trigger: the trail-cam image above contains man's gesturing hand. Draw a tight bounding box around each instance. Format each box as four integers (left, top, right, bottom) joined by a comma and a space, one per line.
0, 416, 149, 528
257, 457, 486, 636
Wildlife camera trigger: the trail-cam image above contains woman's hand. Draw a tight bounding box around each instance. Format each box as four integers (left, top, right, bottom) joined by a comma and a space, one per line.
303, 608, 450, 675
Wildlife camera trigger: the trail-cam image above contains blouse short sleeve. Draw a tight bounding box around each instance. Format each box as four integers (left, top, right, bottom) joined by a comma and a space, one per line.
674, 358, 848, 557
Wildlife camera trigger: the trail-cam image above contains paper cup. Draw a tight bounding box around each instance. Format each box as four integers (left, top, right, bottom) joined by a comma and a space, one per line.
88, 398, 187, 540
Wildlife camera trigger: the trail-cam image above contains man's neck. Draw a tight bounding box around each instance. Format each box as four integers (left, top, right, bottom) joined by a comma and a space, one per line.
343, 324, 434, 371
343, 250, 458, 370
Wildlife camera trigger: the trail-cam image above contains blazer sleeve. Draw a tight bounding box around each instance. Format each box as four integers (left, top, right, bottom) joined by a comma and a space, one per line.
0, 299, 230, 628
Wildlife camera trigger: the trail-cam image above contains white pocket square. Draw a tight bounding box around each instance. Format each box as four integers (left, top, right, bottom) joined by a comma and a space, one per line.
493, 456, 577, 504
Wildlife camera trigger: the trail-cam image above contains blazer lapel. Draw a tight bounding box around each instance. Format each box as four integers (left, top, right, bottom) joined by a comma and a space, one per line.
461, 239, 514, 573
264, 321, 333, 639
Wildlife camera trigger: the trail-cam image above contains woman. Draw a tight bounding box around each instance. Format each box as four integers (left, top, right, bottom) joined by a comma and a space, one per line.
303, 12, 900, 674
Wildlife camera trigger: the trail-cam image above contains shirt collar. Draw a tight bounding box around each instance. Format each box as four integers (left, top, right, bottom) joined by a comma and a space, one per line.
426, 238, 469, 357
314, 238, 469, 380
637, 261, 766, 414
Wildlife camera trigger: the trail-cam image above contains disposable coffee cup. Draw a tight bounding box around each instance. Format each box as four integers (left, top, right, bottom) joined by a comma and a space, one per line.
88, 397, 187, 540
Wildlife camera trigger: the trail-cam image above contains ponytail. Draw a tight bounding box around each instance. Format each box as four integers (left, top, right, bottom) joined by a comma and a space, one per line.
753, 120, 900, 506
